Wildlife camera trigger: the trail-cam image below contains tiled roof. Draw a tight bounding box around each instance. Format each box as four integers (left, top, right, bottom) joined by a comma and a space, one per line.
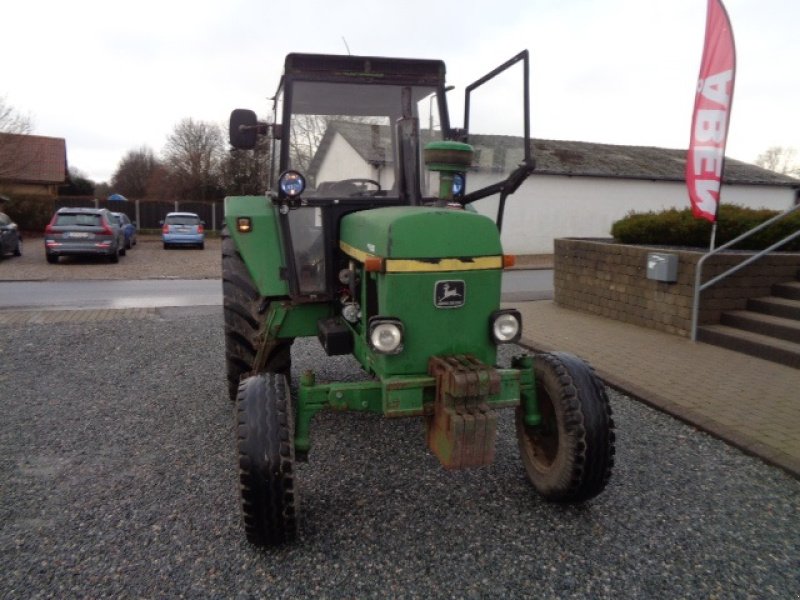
472, 135, 799, 187
309, 122, 798, 188
0, 133, 67, 185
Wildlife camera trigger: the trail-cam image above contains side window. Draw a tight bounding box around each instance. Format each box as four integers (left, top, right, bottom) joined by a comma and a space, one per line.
0, 214, 9, 226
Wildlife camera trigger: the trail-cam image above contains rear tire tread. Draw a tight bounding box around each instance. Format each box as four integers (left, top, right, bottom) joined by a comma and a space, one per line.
222, 226, 291, 402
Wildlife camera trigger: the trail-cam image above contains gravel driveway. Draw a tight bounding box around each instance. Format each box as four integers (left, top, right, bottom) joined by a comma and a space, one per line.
1, 309, 798, 599
0, 234, 221, 281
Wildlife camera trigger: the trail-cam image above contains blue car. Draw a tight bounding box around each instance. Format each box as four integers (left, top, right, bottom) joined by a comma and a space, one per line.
111, 212, 137, 249
162, 212, 205, 250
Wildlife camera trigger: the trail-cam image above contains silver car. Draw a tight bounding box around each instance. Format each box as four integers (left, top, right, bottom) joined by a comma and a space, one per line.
44, 207, 126, 264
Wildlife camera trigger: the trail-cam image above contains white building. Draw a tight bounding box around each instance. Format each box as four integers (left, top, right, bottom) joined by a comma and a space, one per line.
308, 123, 799, 255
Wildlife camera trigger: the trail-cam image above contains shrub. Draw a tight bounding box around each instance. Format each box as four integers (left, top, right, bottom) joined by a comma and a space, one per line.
1, 194, 56, 232
611, 204, 800, 251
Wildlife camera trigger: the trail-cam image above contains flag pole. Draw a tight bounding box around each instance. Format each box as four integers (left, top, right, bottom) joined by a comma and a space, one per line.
709, 221, 717, 252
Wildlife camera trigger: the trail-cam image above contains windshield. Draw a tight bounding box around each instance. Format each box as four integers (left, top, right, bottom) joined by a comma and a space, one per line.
55, 213, 103, 227
165, 214, 200, 226
286, 81, 445, 198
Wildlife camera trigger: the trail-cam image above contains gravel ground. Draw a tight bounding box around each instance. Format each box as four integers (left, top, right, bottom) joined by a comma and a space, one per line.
0, 234, 221, 281
1, 309, 798, 599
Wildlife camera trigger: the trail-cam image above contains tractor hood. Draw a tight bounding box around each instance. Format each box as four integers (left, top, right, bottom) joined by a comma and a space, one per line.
339, 206, 501, 260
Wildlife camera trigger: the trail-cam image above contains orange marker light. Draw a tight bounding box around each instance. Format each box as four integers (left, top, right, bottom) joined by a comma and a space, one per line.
364, 257, 384, 272
503, 255, 516, 269
236, 217, 252, 233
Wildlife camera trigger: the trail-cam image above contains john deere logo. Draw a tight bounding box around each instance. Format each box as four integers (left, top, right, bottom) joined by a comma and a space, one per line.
434, 280, 465, 308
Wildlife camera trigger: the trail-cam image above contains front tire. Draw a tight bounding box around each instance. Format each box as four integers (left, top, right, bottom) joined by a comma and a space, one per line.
13, 239, 21, 257
222, 226, 291, 402
237, 373, 298, 546
516, 352, 615, 503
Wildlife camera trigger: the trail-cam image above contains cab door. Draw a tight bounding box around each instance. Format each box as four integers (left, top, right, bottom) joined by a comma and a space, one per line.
462, 50, 535, 231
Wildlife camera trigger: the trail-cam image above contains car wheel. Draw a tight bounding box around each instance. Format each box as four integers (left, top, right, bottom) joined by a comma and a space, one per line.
46, 253, 58, 264
163, 242, 169, 250
109, 248, 119, 263
516, 352, 615, 503
237, 373, 298, 546
199, 242, 205, 250
119, 244, 126, 257
222, 226, 291, 402
13, 239, 21, 257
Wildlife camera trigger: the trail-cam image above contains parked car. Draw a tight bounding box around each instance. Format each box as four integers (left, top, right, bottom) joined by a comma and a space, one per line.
0, 211, 22, 259
111, 211, 137, 249
44, 207, 125, 263
161, 212, 205, 249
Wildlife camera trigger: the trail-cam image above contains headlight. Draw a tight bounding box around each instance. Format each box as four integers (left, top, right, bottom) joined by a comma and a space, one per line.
279, 170, 305, 197
490, 309, 521, 344
368, 318, 404, 354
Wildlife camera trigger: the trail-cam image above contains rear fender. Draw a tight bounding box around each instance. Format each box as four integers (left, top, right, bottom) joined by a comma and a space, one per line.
224, 196, 289, 297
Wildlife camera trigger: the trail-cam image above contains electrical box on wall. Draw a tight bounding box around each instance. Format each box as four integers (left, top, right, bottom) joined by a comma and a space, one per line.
646, 252, 678, 283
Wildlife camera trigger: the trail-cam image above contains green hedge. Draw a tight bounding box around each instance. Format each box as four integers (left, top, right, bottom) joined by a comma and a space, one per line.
1, 194, 56, 232
611, 204, 800, 252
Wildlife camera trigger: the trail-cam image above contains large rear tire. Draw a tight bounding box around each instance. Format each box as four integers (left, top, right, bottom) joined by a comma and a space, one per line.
222, 226, 291, 402
516, 352, 615, 503
237, 373, 298, 546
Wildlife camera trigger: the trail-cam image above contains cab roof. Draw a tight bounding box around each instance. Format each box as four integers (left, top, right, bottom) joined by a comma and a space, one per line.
283, 53, 446, 87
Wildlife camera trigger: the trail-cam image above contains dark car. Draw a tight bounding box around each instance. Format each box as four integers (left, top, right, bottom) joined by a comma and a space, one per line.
44, 207, 126, 264
111, 212, 137, 249
0, 211, 22, 258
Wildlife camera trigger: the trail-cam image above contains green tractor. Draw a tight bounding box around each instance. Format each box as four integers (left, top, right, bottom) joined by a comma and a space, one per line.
224, 51, 615, 546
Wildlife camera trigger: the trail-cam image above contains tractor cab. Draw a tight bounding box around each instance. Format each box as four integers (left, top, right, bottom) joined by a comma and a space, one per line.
229, 52, 534, 302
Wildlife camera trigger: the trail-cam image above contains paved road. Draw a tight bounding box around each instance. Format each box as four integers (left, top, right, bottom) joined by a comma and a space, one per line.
0, 270, 552, 310
0, 279, 223, 310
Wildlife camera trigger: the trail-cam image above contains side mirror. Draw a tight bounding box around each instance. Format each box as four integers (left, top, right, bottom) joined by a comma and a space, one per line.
230, 109, 259, 149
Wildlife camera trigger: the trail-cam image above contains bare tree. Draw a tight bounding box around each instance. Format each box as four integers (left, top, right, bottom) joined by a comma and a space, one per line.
111, 146, 160, 199
0, 96, 33, 134
162, 118, 225, 201
0, 97, 35, 180
289, 115, 330, 172
755, 146, 799, 176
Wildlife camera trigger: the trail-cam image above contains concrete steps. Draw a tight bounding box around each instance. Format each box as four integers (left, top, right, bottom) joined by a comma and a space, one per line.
697, 271, 800, 368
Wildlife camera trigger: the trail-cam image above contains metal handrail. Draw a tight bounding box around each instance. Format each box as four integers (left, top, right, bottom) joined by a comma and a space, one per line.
690, 203, 800, 341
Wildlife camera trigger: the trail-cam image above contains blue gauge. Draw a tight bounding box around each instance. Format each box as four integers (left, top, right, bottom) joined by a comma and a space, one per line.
452, 173, 465, 197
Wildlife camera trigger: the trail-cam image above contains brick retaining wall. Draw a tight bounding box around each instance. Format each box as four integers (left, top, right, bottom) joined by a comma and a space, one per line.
554, 238, 800, 337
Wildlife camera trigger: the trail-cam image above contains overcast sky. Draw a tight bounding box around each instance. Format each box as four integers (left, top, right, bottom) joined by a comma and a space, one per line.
2, 0, 798, 184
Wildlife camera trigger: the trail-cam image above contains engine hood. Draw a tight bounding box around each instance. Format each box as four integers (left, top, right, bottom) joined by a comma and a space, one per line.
339, 206, 501, 260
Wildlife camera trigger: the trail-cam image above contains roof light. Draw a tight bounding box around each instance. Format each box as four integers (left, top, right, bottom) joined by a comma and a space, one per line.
279, 171, 306, 198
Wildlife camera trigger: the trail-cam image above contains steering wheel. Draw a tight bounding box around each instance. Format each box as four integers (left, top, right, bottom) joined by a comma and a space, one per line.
328, 178, 382, 196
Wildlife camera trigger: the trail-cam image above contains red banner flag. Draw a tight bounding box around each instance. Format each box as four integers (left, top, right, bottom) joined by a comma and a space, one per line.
686, 0, 736, 222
